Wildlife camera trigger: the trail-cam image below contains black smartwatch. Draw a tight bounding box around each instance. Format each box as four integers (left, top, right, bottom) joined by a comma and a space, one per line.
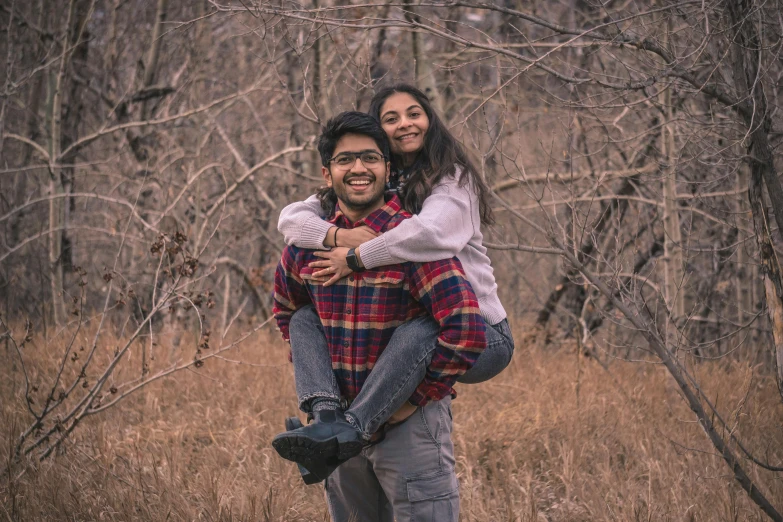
346, 248, 365, 272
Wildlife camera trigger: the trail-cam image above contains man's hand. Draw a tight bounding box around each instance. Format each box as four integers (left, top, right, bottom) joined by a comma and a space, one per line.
387, 401, 418, 425
310, 247, 352, 285
336, 226, 378, 249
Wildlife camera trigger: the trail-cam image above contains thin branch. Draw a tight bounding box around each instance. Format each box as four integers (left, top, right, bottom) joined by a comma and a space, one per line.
2, 132, 50, 161
0, 192, 159, 232
483, 241, 562, 254
59, 83, 274, 158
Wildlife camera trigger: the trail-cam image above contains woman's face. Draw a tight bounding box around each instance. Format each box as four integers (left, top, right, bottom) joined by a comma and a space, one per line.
379, 92, 430, 166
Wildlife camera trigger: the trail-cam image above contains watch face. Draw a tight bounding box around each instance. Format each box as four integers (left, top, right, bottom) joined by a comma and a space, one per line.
346, 250, 363, 272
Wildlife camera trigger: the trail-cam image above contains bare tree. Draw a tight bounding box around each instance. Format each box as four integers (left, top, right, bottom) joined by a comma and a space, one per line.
207, 0, 783, 517
2, 0, 782, 518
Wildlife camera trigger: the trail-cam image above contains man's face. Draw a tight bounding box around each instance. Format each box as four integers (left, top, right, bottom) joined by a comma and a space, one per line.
322, 133, 390, 217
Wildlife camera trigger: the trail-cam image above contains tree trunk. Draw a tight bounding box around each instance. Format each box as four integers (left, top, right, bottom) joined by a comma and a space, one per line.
141, 0, 168, 120
126, 0, 168, 161
659, 22, 685, 336
728, 0, 783, 402
221, 272, 231, 336
9, 72, 44, 246
369, 1, 391, 88
311, 0, 323, 119
310, 0, 323, 169
661, 98, 685, 324
60, 0, 94, 274
748, 167, 783, 400
46, 0, 76, 327
403, 0, 441, 112
735, 160, 755, 329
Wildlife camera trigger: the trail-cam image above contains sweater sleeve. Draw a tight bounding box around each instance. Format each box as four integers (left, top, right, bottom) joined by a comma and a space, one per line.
359, 175, 477, 269
277, 194, 332, 250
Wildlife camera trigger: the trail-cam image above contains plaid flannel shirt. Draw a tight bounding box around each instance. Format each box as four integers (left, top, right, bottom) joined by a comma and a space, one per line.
273, 194, 486, 406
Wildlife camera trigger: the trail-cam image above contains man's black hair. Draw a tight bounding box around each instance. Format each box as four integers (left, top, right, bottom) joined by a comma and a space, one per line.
317, 111, 390, 167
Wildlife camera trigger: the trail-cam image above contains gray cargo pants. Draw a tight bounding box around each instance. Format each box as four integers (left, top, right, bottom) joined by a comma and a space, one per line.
324, 396, 459, 522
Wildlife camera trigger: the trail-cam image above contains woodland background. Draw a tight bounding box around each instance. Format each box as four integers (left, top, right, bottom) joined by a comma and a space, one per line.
2, 0, 783, 520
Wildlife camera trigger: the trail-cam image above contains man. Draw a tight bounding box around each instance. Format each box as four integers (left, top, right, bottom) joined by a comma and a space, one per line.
271, 112, 485, 521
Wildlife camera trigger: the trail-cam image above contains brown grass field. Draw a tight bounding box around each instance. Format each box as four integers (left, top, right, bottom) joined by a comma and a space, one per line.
2, 321, 783, 521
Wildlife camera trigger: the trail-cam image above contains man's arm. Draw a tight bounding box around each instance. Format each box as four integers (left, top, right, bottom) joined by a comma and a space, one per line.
406, 259, 486, 406
272, 247, 312, 342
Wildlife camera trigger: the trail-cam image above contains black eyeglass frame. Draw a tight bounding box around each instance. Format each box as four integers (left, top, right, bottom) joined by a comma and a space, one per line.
326, 150, 388, 169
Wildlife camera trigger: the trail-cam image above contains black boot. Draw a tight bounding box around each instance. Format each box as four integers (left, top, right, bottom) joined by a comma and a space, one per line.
284, 417, 340, 485
272, 410, 365, 467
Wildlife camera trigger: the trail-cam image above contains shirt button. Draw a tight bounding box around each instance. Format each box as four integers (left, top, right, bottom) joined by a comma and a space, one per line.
345, 308, 352, 314
343, 341, 349, 347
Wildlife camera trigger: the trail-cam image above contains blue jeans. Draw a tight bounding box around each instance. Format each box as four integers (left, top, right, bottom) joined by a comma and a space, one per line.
289, 305, 515, 439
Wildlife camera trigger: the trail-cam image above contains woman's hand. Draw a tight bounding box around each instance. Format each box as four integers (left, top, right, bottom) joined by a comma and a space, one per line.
310, 247, 352, 286
335, 226, 378, 249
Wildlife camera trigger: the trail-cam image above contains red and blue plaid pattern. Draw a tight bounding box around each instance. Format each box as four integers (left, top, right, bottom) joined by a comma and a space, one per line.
273, 195, 486, 406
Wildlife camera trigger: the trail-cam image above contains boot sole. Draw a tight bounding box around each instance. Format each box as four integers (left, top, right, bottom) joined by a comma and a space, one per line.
284, 417, 319, 484
272, 430, 364, 464
281, 417, 346, 484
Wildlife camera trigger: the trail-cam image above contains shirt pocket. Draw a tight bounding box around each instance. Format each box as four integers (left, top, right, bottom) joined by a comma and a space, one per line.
298, 266, 336, 318
362, 269, 405, 287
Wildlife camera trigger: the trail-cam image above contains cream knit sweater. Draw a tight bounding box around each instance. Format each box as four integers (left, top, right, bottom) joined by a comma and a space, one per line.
277, 173, 507, 325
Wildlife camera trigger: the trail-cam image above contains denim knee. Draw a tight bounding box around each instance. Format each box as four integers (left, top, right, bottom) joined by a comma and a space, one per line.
289, 304, 322, 335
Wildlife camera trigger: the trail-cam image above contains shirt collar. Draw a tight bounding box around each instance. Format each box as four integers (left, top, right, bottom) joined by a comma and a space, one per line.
330, 194, 403, 233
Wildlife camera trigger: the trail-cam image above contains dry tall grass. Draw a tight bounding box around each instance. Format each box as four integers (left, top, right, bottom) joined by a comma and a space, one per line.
2, 322, 782, 521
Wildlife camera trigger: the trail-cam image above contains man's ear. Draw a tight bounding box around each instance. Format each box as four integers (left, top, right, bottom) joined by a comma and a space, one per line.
322, 166, 332, 187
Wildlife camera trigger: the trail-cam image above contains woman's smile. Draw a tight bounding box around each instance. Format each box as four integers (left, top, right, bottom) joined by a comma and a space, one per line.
396, 132, 419, 142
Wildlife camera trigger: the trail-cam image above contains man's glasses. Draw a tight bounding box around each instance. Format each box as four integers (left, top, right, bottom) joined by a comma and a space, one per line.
327, 151, 386, 169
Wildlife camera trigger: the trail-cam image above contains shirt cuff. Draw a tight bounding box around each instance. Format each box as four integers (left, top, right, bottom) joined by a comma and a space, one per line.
298, 216, 333, 250
408, 379, 453, 407
358, 235, 394, 269
408, 389, 429, 407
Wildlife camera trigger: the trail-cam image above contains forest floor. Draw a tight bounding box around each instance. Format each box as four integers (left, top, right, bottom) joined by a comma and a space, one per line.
1, 321, 782, 521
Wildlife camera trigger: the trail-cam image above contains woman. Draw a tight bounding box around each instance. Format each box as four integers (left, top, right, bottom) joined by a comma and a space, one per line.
277, 84, 514, 440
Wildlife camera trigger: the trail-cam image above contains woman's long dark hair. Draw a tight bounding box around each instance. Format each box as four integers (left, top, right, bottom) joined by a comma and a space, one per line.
368, 84, 494, 225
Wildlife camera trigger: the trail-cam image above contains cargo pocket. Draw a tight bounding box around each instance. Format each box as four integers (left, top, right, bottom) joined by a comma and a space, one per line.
406, 470, 459, 522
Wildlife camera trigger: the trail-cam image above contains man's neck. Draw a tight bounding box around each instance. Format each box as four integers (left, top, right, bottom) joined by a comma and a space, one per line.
339, 199, 385, 225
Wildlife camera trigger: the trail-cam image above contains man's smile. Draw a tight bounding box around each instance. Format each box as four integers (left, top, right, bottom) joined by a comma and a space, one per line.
345, 175, 375, 191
